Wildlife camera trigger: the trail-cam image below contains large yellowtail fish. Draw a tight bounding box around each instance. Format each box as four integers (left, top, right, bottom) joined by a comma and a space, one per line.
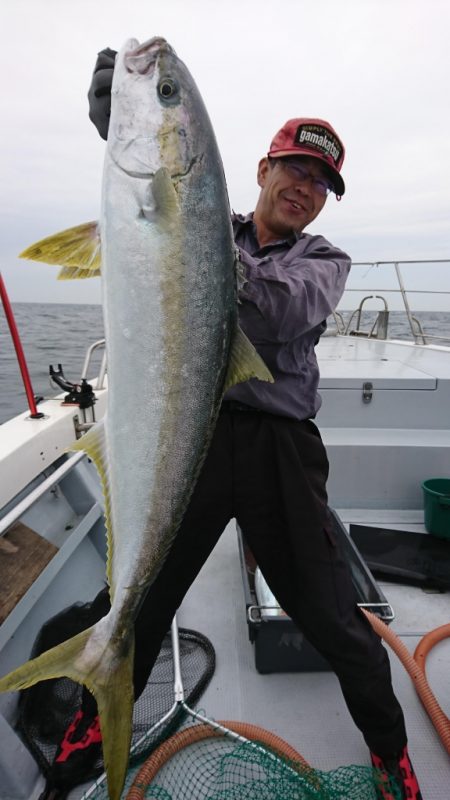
0, 37, 272, 799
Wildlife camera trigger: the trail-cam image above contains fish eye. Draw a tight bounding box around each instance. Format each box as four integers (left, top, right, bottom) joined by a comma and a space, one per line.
158, 78, 178, 100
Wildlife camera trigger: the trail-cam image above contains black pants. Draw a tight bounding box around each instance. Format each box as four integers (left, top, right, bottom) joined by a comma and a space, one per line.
88, 406, 407, 758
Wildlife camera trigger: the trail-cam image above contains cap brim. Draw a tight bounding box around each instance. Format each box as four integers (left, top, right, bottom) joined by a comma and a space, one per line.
269, 149, 345, 196
322, 164, 345, 196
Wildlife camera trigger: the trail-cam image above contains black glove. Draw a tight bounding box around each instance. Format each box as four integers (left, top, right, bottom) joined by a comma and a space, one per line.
87, 48, 117, 140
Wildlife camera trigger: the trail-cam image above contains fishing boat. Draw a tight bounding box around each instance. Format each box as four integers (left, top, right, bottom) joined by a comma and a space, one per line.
0, 259, 449, 799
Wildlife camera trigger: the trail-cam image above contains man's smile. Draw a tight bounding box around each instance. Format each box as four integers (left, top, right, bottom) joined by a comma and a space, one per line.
281, 194, 309, 214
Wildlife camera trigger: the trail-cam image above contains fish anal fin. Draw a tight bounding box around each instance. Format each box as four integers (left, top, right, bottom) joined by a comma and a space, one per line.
19, 221, 101, 278
224, 326, 274, 392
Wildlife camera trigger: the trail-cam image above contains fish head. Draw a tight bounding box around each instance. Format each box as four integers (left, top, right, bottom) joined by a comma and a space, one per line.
108, 36, 211, 181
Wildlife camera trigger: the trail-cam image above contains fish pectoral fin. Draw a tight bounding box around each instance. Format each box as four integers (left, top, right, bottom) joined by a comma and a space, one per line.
224, 325, 274, 391
0, 623, 135, 800
19, 221, 102, 279
151, 167, 180, 222
69, 420, 115, 590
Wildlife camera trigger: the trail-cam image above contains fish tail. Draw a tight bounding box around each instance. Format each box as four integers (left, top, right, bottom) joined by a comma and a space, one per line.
0, 623, 135, 800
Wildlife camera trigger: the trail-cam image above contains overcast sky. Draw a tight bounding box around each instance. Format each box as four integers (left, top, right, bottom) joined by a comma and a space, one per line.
1, 0, 450, 310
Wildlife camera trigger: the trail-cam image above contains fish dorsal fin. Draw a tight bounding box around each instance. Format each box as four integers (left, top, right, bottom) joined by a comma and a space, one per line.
224, 326, 274, 392
69, 419, 114, 590
150, 168, 180, 223
19, 221, 101, 279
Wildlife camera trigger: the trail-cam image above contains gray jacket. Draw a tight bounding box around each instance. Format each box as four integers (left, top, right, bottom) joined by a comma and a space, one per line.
225, 213, 351, 420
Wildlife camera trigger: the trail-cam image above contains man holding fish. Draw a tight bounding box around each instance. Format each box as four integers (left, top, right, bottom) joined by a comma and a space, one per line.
82, 46, 423, 800
0, 38, 421, 800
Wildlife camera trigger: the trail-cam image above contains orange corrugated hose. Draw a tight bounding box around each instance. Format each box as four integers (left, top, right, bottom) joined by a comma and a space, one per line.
126, 721, 312, 800
362, 610, 450, 754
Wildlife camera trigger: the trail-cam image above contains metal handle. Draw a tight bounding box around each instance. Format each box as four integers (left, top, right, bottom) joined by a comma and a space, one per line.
248, 602, 394, 624
357, 602, 395, 622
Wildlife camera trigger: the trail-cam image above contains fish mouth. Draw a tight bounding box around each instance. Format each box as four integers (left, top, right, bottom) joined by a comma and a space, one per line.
124, 36, 175, 76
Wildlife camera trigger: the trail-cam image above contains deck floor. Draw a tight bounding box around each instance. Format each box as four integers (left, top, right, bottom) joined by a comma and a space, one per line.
178, 520, 450, 799
71, 517, 450, 799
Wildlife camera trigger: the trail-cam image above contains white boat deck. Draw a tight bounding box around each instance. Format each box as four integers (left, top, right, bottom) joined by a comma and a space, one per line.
68, 509, 450, 799
66, 515, 450, 800
175, 518, 450, 800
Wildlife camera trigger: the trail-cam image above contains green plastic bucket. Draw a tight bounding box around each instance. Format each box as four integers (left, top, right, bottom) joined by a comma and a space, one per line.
422, 478, 450, 539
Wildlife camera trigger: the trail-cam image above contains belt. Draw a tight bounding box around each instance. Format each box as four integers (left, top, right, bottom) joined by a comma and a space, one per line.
220, 400, 310, 423
220, 400, 261, 413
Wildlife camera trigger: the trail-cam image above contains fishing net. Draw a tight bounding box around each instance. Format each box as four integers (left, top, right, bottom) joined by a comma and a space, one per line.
16, 590, 215, 790
16, 594, 401, 800
84, 716, 401, 800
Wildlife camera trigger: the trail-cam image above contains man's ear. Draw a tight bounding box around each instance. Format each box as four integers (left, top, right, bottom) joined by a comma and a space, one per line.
257, 157, 270, 188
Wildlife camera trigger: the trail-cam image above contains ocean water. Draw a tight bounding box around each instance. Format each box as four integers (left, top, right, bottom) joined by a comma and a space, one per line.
1, 302, 449, 425
0, 303, 105, 424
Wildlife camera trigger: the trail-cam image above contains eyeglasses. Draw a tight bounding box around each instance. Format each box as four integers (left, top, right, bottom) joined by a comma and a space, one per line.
277, 159, 334, 197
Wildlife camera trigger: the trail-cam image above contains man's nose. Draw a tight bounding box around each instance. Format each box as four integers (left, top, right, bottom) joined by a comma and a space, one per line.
293, 175, 312, 194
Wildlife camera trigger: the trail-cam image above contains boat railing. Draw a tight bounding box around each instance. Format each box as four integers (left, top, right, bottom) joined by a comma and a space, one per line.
333, 259, 450, 345
341, 295, 391, 340
81, 338, 107, 388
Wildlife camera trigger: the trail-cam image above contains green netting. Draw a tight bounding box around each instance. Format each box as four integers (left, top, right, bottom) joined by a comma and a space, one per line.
84, 729, 401, 799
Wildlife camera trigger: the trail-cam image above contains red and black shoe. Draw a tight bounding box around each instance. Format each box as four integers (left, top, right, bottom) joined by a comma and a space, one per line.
370, 745, 423, 800
50, 709, 103, 789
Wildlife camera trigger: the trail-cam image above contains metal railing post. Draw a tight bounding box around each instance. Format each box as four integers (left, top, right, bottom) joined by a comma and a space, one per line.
393, 262, 421, 343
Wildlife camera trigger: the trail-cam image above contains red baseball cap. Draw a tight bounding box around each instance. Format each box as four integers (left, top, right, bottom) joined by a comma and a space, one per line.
268, 118, 346, 196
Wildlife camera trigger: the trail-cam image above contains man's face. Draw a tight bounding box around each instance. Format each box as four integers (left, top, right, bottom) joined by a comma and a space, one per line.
254, 155, 332, 245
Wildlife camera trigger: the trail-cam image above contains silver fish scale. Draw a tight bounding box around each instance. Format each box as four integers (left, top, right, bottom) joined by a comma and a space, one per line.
101, 43, 237, 618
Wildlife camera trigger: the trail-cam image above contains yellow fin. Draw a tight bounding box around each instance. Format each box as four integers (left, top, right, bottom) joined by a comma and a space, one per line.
69, 420, 114, 593
96, 636, 135, 800
0, 622, 134, 800
57, 264, 101, 280
19, 221, 101, 279
152, 167, 179, 221
224, 326, 274, 392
